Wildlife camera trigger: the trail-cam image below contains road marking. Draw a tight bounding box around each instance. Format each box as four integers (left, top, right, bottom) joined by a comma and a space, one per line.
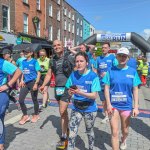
5, 114, 22, 125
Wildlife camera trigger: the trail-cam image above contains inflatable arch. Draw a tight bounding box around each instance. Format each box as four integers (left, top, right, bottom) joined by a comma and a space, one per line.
83, 32, 150, 61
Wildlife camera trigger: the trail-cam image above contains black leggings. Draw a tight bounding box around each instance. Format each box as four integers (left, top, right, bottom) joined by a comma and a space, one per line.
19, 81, 39, 115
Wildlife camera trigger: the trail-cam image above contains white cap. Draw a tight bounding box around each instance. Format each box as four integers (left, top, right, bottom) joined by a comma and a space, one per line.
117, 47, 129, 55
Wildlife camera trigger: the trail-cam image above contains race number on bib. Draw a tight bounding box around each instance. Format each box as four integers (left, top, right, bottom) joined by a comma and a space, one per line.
55, 87, 65, 96
111, 92, 127, 103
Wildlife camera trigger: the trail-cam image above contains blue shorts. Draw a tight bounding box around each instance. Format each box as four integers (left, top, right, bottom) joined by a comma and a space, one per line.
98, 90, 106, 101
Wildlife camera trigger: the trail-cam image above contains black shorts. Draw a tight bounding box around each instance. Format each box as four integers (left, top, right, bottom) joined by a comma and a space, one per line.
39, 75, 50, 86
54, 87, 70, 102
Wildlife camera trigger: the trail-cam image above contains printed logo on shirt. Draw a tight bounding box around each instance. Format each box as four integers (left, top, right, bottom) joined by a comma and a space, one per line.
29, 64, 34, 67
126, 74, 134, 78
23, 68, 30, 74
106, 60, 112, 62
85, 81, 92, 84
77, 85, 87, 93
99, 63, 107, 69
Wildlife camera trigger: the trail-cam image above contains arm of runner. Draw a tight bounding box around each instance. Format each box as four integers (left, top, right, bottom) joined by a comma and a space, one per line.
132, 86, 139, 117
0, 68, 22, 92
33, 71, 41, 91
39, 68, 52, 91
69, 46, 79, 55
70, 76, 100, 99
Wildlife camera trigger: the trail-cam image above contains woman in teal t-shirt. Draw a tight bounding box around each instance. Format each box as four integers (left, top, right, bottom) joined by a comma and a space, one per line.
66, 52, 101, 150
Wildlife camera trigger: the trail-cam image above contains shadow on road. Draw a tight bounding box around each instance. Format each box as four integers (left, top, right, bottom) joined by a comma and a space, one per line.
144, 98, 150, 102
40, 115, 61, 136
94, 127, 111, 150
130, 117, 150, 140
5, 124, 28, 149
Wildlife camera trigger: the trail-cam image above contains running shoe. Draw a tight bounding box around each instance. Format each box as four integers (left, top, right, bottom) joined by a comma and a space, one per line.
120, 139, 127, 150
31, 115, 40, 123
42, 103, 47, 108
19, 115, 30, 125
56, 137, 68, 149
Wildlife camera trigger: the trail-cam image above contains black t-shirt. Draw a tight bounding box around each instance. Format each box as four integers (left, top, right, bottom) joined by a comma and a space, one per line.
50, 51, 74, 86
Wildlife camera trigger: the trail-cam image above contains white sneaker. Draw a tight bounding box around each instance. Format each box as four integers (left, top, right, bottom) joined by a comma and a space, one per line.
101, 116, 109, 124
120, 139, 127, 150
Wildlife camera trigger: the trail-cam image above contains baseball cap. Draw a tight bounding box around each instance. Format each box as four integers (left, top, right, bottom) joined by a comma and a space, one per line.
2, 49, 12, 55
23, 46, 33, 52
117, 47, 129, 56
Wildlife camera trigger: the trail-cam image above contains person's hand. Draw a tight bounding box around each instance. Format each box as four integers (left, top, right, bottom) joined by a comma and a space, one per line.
33, 83, 38, 91
69, 87, 80, 95
132, 108, 139, 117
107, 104, 113, 115
0, 84, 9, 92
39, 85, 45, 93
20, 81, 25, 88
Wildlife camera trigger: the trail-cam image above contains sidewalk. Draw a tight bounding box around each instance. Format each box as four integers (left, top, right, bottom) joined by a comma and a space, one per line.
4, 87, 150, 150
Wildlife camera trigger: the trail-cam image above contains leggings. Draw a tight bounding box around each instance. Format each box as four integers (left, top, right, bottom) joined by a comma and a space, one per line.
19, 81, 39, 115
0, 92, 9, 144
68, 110, 97, 150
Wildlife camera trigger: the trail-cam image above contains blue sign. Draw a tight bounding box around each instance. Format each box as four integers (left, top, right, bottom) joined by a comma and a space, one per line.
101, 33, 127, 42
16, 37, 22, 45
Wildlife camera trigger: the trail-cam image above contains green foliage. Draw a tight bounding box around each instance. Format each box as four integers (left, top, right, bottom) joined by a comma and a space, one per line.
95, 42, 103, 56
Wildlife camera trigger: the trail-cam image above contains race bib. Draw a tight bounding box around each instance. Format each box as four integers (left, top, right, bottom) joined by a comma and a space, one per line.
55, 87, 65, 96
111, 92, 127, 103
99, 63, 107, 69
23, 68, 30, 74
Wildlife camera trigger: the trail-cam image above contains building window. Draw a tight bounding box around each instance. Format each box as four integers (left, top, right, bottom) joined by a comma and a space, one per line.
72, 24, 74, 33
2, 5, 9, 31
49, 4, 53, 17
80, 20, 82, 26
36, 21, 40, 37
77, 18, 79, 24
49, 25, 53, 41
64, 20, 67, 30
68, 22, 71, 32
57, 10, 60, 21
77, 28, 79, 36
23, 0, 28, 4
68, 11, 71, 18
64, 8, 67, 16
64, 36, 67, 47
72, 39, 74, 47
36, 0, 40, 10
57, 0, 60, 5
80, 29, 82, 37
72, 14, 74, 21
23, 13, 28, 34
57, 28, 60, 40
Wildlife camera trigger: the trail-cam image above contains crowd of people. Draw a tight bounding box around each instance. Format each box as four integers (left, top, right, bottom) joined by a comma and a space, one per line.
0, 40, 149, 150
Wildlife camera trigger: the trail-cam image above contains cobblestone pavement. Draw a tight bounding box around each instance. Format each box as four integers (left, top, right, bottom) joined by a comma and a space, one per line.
4, 87, 150, 150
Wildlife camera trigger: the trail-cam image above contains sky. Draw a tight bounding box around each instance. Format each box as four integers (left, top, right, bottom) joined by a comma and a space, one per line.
66, 0, 150, 40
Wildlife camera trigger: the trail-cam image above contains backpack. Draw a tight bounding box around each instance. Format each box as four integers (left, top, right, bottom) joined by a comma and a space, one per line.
51, 51, 74, 78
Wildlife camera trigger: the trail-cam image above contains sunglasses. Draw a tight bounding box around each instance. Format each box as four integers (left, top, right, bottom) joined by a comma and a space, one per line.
117, 54, 128, 58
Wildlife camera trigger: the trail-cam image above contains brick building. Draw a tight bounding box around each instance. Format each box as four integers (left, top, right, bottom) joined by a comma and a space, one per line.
45, 0, 62, 42
0, 0, 95, 46
63, 1, 75, 47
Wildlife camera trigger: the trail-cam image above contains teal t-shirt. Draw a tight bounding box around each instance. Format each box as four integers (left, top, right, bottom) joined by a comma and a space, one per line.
1, 60, 17, 85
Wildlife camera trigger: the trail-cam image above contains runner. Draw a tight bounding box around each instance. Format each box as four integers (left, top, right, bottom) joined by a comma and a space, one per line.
40, 40, 74, 149
0, 50, 21, 150
103, 47, 141, 150
95, 42, 116, 124
66, 52, 101, 150
18, 46, 41, 125
38, 49, 50, 109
